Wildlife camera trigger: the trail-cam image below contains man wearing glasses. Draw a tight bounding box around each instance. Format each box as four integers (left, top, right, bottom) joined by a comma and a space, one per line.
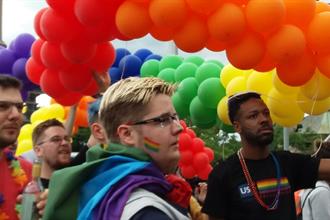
32, 119, 72, 189
0, 75, 32, 220
43, 77, 190, 220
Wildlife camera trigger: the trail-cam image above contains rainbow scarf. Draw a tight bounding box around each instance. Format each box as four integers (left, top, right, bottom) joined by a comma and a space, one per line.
43, 143, 172, 220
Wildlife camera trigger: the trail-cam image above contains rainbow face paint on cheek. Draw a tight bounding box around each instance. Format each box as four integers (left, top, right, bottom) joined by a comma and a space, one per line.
144, 137, 160, 152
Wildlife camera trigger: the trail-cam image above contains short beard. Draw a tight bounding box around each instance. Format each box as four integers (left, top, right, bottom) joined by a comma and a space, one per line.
243, 130, 273, 148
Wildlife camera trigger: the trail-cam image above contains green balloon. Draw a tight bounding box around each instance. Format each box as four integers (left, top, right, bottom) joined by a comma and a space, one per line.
157, 68, 176, 83
177, 77, 199, 105
183, 56, 205, 66
205, 60, 224, 69
172, 93, 190, 119
175, 63, 198, 82
140, 60, 160, 77
159, 55, 183, 70
195, 63, 221, 84
189, 96, 217, 123
198, 78, 226, 109
191, 117, 217, 129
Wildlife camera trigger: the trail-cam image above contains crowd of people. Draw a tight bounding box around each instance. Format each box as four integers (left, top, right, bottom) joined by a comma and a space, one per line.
1, 74, 330, 220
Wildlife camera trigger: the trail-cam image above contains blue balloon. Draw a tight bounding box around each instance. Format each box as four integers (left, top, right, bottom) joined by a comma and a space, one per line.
12, 58, 28, 82
118, 55, 142, 78
0, 49, 16, 73
134, 49, 152, 62
145, 54, 162, 61
109, 67, 122, 83
13, 33, 35, 58
113, 48, 131, 67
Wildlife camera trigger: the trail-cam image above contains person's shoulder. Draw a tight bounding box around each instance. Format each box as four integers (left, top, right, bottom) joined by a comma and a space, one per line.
211, 153, 238, 175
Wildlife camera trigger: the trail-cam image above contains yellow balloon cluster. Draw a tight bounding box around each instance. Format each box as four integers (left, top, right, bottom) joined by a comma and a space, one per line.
15, 104, 65, 156
217, 64, 330, 128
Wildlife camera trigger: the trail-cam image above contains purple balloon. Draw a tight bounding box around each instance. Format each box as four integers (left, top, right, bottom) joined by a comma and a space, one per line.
21, 89, 28, 101
12, 33, 35, 58
12, 58, 28, 82
8, 41, 15, 51
0, 49, 16, 73
0, 45, 6, 50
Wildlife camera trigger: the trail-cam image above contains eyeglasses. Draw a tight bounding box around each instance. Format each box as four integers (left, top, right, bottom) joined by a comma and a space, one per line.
130, 113, 180, 128
37, 135, 72, 146
0, 101, 25, 113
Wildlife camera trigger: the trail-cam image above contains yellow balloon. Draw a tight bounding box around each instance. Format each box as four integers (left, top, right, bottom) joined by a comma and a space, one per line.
220, 64, 247, 88
217, 96, 232, 125
15, 139, 33, 156
267, 88, 304, 118
273, 72, 299, 95
271, 113, 304, 128
30, 107, 48, 124
246, 70, 274, 96
226, 76, 247, 97
300, 69, 330, 100
17, 124, 33, 142
297, 92, 330, 115
48, 104, 65, 119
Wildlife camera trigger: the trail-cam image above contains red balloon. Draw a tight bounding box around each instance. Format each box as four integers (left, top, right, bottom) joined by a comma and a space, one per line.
34, 8, 47, 40
75, 0, 108, 26
40, 8, 77, 43
46, 0, 75, 15
179, 151, 194, 165
81, 79, 99, 96
192, 138, 205, 153
60, 36, 97, 63
179, 120, 187, 131
180, 165, 196, 179
204, 147, 214, 162
87, 42, 115, 72
59, 65, 93, 92
31, 39, 45, 65
25, 58, 45, 85
179, 133, 193, 151
40, 69, 69, 98
253, 52, 276, 72
197, 164, 212, 180
186, 128, 196, 138
54, 92, 83, 106
40, 42, 70, 70
193, 152, 209, 172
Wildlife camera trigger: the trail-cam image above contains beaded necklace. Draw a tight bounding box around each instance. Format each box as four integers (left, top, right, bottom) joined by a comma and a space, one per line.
0, 148, 28, 219
237, 148, 282, 211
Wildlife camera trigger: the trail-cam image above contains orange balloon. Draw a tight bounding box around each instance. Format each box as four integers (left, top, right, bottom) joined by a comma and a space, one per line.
315, 1, 330, 13
307, 12, 330, 55
283, 0, 316, 27
149, 0, 188, 29
276, 50, 316, 86
245, 0, 285, 34
253, 52, 276, 72
150, 25, 175, 41
317, 54, 330, 78
207, 3, 246, 43
185, 0, 222, 15
74, 108, 88, 127
173, 16, 208, 52
226, 32, 265, 70
267, 25, 306, 63
205, 37, 228, 52
115, 1, 152, 38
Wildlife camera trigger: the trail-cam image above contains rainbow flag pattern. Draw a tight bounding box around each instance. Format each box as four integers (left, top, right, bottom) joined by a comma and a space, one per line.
144, 137, 160, 152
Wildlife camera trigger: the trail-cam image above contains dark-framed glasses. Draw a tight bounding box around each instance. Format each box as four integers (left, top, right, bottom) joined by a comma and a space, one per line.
131, 113, 179, 128
0, 101, 26, 113
37, 135, 72, 146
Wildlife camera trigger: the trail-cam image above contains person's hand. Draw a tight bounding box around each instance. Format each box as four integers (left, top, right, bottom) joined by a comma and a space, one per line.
92, 71, 111, 93
194, 182, 208, 205
36, 189, 48, 218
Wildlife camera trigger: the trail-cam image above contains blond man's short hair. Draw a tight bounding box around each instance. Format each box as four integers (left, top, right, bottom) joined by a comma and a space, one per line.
99, 77, 176, 142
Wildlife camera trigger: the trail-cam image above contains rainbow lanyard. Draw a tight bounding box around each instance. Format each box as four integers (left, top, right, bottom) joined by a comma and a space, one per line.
237, 149, 282, 211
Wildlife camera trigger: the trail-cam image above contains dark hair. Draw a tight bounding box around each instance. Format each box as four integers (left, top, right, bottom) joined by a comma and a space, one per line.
32, 119, 64, 146
228, 91, 261, 124
312, 140, 330, 159
0, 74, 22, 90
